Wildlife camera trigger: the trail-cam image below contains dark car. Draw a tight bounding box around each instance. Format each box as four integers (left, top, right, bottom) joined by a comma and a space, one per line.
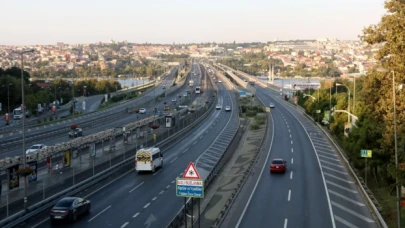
50, 197, 91, 222
270, 159, 287, 173
69, 128, 83, 138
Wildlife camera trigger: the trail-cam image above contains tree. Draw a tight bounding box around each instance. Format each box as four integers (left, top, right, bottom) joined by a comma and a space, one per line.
360, 0, 405, 181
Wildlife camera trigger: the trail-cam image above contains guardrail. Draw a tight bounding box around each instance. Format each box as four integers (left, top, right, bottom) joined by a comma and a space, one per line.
0, 76, 217, 228
222, 64, 388, 228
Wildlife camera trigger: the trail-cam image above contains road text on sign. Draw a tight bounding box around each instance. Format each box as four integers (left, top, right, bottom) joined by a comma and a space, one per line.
176, 178, 204, 198
361, 149, 372, 158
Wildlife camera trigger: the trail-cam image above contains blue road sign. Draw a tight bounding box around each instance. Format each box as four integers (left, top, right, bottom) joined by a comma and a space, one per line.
176, 178, 204, 198
240, 91, 247, 97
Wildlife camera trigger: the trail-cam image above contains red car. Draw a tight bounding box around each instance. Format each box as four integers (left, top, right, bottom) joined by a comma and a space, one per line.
270, 159, 287, 173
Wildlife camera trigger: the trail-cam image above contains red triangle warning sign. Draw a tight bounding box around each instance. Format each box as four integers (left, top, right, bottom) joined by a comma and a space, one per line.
183, 162, 200, 179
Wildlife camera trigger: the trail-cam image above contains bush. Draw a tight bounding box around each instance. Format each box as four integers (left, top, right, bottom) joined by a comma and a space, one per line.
250, 124, 259, 130
37, 119, 41, 124
43, 117, 47, 122
254, 116, 265, 125
246, 110, 257, 117
49, 116, 53, 121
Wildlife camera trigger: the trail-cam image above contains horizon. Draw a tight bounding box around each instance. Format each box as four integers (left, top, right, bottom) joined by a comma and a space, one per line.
1, 0, 386, 46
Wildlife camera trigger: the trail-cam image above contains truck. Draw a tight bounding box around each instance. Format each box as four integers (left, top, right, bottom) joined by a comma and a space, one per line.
189, 80, 194, 87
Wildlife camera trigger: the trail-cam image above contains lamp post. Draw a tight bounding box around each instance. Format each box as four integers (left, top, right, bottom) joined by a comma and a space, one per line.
2, 83, 12, 114
336, 83, 350, 123
377, 68, 401, 228
20, 49, 35, 211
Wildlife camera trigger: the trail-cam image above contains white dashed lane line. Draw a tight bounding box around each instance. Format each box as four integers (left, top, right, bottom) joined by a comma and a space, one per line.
129, 182, 144, 193
170, 157, 178, 163
290, 171, 293, 180
182, 149, 188, 153
88, 205, 111, 222
143, 203, 150, 209
291, 140, 293, 144
193, 141, 197, 145
288, 190, 291, 201
121, 222, 129, 228
133, 212, 140, 218
159, 190, 164, 195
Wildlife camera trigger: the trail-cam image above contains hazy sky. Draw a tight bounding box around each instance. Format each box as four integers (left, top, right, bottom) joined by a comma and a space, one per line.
0, 0, 386, 45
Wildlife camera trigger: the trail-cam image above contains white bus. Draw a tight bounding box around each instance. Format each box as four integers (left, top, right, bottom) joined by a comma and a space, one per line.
13, 107, 23, 120
135, 147, 163, 172
195, 86, 201, 94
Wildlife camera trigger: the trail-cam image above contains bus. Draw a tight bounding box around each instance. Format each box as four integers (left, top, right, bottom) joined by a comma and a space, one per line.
135, 147, 163, 172
195, 86, 201, 94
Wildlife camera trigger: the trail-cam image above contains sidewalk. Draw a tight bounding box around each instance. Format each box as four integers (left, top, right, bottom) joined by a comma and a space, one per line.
181, 115, 267, 228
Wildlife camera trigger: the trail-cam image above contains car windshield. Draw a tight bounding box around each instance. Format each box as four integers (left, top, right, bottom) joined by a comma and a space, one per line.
55, 199, 74, 207
272, 160, 284, 164
31, 145, 40, 150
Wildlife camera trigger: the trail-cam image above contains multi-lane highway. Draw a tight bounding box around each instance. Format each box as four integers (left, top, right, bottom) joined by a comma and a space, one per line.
24, 64, 238, 228
0, 67, 182, 159
221, 66, 379, 228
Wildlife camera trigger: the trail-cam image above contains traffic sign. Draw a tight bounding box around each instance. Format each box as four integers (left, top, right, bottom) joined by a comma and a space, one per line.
176, 178, 204, 198
239, 91, 246, 97
183, 162, 200, 179
361, 149, 372, 158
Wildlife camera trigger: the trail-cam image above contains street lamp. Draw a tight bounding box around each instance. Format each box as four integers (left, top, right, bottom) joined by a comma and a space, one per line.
2, 83, 12, 114
336, 83, 350, 123
377, 68, 402, 228
20, 49, 35, 211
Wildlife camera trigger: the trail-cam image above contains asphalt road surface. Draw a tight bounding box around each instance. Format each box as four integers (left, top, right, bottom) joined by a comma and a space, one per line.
29, 69, 238, 228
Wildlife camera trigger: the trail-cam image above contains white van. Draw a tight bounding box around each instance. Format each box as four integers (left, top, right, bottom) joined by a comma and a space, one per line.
135, 147, 163, 172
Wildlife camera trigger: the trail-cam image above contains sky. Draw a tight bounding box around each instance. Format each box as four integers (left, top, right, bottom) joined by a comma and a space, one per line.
0, 0, 387, 45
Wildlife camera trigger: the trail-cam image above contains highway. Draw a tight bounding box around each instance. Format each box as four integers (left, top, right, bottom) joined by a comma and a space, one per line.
0, 67, 182, 159
223, 67, 378, 228
0, 66, 177, 142
27, 65, 239, 228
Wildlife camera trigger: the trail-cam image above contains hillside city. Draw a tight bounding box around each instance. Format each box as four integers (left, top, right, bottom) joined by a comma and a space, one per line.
0, 38, 380, 79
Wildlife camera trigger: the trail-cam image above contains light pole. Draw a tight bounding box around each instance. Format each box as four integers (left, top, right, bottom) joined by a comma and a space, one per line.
377, 68, 402, 228
336, 83, 350, 123
2, 83, 12, 114
20, 49, 35, 211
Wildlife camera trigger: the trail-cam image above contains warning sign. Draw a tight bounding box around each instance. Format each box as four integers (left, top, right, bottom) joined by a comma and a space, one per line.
183, 162, 200, 179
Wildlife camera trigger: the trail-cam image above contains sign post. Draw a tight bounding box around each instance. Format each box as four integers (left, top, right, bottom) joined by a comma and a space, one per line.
361, 149, 372, 186
176, 162, 204, 228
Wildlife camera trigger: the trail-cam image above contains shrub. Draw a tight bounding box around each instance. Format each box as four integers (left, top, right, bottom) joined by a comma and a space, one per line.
250, 124, 259, 130
43, 117, 47, 122
246, 110, 257, 117
49, 116, 53, 121
37, 119, 41, 124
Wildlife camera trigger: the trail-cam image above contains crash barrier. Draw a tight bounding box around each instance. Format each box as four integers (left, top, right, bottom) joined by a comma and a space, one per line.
224, 64, 388, 228
0, 87, 217, 228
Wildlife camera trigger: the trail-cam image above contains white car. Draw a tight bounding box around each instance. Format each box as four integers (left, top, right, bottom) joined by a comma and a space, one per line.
269, 103, 275, 108
218, 80, 222, 83
172, 98, 177, 102
26, 144, 47, 154
139, 108, 147, 114
225, 106, 231, 112
216, 105, 222, 110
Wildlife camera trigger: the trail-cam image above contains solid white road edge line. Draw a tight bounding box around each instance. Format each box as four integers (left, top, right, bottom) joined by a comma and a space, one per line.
234, 109, 275, 228
88, 205, 112, 222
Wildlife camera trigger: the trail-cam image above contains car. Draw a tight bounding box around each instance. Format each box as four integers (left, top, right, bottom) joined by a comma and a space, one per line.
183, 93, 188, 97
186, 90, 191, 94
172, 98, 177, 102
270, 159, 287, 173
26, 144, 47, 154
216, 105, 222, 110
269, 103, 275, 108
218, 80, 222, 83
69, 128, 83, 138
139, 108, 146, 114
50, 197, 91, 222
225, 106, 231, 112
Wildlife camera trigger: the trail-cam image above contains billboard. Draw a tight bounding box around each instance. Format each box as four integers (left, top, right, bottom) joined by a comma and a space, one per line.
64, 149, 71, 167
8, 165, 19, 190
27, 161, 38, 183
292, 83, 320, 90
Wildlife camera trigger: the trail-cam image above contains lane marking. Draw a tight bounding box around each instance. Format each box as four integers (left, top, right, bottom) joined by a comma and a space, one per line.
284, 218, 288, 228
319, 159, 344, 168
324, 172, 354, 183
318, 154, 340, 162
235, 106, 275, 228
291, 140, 293, 144
331, 201, 375, 222
328, 190, 365, 206
288, 190, 291, 201
170, 157, 178, 163
334, 215, 359, 228
171, 180, 175, 184
121, 222, 129, 228
166, 185, 170, 189
326, 181, 358, 193
291, 148, 293, 153
322, 165, 348, 175
290, 134, 291, 138
287, 125, 289, 128
129, 182, 144, 193
180, 172, 184, 176
290, 171, 293, 180
200, 136, 203, 139
205, 130, 208, 133
193, 141, 197, 145
288, 129, 290, 132
88, 205, 111, 222
144, 203, 150, 209
182, 149, 188, 153
153, 170, 162, 176
317, 150, 338, 157
291, 158, 293, 164
159, 190, 164, 195
152, 197, 157, 201
133, 213, 140, 218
